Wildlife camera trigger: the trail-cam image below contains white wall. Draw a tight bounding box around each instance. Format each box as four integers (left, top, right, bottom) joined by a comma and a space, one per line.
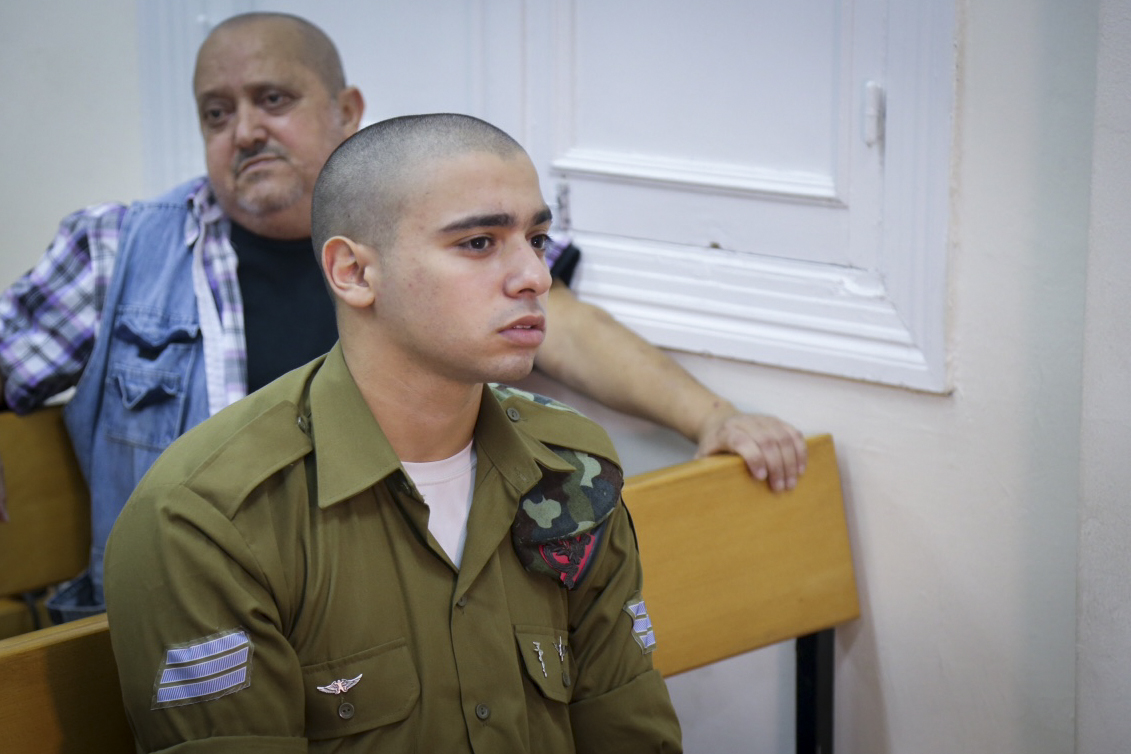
1076, 0, 1131, 749
0, 0, 1115, 752
0, 1, 145, 289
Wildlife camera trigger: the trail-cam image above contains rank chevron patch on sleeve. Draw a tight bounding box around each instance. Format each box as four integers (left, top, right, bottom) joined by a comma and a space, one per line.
150, 628, 254, 709
623, 595, 656, 655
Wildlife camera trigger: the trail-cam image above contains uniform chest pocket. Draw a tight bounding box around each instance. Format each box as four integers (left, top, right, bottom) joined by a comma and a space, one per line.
301, 638, 421, 741
104, 308, 200, 448
515, 626, 574, 704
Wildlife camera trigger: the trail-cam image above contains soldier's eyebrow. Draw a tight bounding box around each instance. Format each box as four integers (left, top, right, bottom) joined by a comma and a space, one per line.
440, 207, 553, 233
531, 207, 553, 227
441, 213, 515, 233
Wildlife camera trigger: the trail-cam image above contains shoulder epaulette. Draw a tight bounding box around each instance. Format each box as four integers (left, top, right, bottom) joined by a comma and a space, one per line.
183, 401, 312, 518
150, 365, 317, 519
489, 384, 581, 414
489, 384, 619, 463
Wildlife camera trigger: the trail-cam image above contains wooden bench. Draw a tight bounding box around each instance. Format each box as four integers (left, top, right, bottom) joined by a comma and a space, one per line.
0, 613, 132, 752
626, 434, 858, 753
0, 429, 856, 753
0, 406, 91, 636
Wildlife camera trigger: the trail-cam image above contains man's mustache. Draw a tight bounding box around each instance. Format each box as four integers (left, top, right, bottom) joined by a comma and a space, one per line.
232, 145, 287, 176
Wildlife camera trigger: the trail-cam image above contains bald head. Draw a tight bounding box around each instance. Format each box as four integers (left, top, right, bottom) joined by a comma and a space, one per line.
195, 13, 345, 96
192, 12, 363, 239
312, 114, 526, 254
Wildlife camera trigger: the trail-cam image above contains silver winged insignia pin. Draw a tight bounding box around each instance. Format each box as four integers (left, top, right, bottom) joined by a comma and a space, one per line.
317, 673, 363, 695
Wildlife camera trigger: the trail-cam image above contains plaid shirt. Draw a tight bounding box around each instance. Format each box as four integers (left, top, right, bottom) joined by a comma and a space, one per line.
0, 178, 570, 414
0, 178, 239, 413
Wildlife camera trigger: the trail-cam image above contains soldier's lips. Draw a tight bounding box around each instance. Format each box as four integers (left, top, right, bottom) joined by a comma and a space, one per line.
499, 316, 545, 347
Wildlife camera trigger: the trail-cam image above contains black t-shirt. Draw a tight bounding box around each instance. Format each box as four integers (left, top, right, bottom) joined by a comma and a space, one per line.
230, 222, 338, 393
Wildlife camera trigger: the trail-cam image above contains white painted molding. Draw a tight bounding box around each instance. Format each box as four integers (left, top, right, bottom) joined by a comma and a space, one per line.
872, 0, 955, 391
572, 234, 943, 391
553, 148, 841, 205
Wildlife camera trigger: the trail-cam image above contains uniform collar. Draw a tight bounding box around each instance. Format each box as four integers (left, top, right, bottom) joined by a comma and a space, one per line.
306, 344, 403, 508
306, 344, 574, 508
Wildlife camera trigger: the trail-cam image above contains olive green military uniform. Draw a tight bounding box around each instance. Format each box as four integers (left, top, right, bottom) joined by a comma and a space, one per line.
105, 344, 682, 753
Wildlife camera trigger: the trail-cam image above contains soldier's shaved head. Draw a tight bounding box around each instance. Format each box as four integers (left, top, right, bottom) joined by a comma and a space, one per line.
195, 12, 346, 96
312, 113, 526, 254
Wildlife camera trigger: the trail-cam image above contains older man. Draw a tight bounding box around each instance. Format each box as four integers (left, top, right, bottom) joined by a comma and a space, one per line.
106, 112, 682, 752
0, 13, 804, 622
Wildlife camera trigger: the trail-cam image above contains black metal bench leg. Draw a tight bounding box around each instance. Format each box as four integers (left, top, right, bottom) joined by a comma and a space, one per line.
796, 629, 835, 754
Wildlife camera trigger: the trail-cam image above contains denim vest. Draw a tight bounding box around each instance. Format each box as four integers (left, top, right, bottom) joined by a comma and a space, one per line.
49, 180, 212, 622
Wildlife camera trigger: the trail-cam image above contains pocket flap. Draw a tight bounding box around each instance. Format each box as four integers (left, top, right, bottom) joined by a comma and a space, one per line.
111, 366, 183, 409
115, 308, 199, 350
302, 638, 420, 740
514, 626, 573, 704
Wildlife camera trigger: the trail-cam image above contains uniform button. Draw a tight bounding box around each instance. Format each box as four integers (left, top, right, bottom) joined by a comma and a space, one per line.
338, 702, 355, 719
562, 670, 571, 687
506, 407, 521, 422
475, 703, 491, 721
456, 595, 468, 608
296, 416, 308, 432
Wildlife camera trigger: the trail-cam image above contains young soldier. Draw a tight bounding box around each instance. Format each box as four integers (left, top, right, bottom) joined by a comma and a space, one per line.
105, 114, 682, 752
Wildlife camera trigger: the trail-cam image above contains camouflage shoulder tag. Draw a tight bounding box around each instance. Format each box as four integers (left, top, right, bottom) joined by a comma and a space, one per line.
490, 384, 582, 414
512, 446, 623, 590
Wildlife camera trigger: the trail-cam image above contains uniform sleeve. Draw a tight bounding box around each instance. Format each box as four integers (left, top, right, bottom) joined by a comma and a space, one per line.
0, 203, 126, 412
567, 501, 683, 752
104, 482, 308, 753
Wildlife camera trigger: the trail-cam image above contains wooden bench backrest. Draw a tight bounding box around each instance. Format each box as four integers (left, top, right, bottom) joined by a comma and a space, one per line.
0, 432, 856, 750
624, 433, 858, 677
0, 614, 133, 753
0, 406, 90, 598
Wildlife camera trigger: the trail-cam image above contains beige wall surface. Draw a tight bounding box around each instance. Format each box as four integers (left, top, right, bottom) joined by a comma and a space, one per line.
0, 1, 145, 289
1076, 0, 1131, 749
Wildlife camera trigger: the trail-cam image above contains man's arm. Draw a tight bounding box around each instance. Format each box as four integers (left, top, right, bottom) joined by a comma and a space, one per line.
537, 282, 806, 491
105, 483, 307, 749
0, 203, 126, 415
0, 204, 128, 523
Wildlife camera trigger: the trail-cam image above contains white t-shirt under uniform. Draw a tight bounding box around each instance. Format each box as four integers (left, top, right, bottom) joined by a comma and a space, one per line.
401, 440, 477, 568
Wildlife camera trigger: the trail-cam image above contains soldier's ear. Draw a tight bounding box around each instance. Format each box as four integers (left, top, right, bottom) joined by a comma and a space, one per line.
322, 235, 377, 309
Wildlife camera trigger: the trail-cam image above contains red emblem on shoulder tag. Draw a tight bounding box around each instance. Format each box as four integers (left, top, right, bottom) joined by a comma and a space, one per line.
538, 531, 600, 589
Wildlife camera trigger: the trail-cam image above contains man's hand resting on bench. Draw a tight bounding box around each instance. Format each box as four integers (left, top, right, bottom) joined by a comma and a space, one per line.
694, 404, 807, 492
